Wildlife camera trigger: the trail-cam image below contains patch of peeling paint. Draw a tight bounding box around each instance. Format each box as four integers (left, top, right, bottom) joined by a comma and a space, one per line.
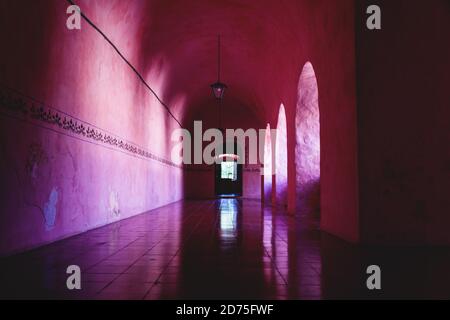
44, 187, 58, 231
109, 189, 120, 218
26, 143, 48, 179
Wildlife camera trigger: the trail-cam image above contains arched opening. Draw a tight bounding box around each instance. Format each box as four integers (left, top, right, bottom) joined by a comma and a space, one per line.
275, 104, 288, 207
215, 141, 243, 197
263, 123, 273, 203
295, 62, 320, 216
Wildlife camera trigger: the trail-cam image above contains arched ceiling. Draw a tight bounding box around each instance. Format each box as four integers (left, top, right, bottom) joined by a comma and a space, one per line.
77, 0, 312, 127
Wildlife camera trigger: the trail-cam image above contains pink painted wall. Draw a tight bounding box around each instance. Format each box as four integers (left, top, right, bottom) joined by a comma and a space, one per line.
0, 0, 184, 255
355, 0, 450, 245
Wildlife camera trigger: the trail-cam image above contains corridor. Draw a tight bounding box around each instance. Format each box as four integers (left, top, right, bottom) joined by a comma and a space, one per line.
0, 0, 449, 301
2, 199, 450, 300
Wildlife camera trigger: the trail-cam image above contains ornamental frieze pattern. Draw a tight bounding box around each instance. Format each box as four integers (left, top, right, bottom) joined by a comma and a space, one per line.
0, 86, 182, 169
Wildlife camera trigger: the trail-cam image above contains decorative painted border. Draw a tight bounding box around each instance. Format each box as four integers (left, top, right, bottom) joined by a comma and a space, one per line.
0, 86, 183, 169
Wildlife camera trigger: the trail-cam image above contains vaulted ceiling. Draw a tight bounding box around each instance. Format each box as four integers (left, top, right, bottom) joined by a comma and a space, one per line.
75, 0, 317, 127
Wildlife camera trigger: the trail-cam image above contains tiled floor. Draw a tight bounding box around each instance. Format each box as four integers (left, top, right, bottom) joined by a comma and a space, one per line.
1, 199, 450, 299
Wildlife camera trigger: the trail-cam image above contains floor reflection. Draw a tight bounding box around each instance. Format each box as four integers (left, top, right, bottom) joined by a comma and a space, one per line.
1, 199, 450, 299
219, 198, 238, 241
